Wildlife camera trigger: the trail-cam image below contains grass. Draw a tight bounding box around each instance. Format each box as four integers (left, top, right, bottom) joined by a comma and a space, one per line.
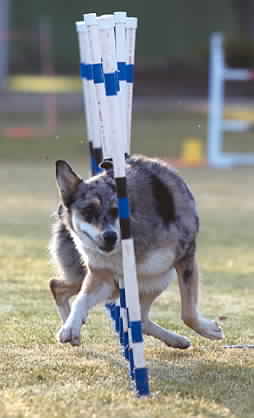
1, 109, 254, 417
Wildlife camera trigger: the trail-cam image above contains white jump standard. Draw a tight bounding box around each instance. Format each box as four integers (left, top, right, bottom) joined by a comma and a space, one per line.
76, 12, 150, 397
208, 32, 254, 168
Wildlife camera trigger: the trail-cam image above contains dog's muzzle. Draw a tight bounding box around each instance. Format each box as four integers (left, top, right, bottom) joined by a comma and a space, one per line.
101, 230, 117, 252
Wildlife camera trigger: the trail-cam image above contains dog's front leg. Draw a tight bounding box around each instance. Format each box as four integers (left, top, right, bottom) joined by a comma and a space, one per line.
57, 268, 116, 346
176, 256, 224, 340
49, 278, 83, 323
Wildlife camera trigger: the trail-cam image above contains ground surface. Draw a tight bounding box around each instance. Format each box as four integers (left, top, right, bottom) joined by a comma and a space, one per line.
1, 109, 254, 417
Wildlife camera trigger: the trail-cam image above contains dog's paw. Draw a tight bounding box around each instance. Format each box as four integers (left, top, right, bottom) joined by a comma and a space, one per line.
173, 335, 191, 349
163, 332, 191, 349
57, 324, 81, 346
196, 318, 224, 340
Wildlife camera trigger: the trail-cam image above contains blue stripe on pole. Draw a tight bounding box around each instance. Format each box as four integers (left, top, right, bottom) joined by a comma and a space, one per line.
91, 157, 98, 176
115, 71, 120, 92
104, 73, 117, 95
86, 64, 93, 80
93, 147, 103, 172
93, 63, 104, 83
123, 331, 129, 360
80, 63, 87, 79
117, 62, 126, 81
80, 62, 93, 80
124, 345, 129, 361
119, 288, 126, 308
135, 368, 150, 396
118, 197, 130, 219
131, 321, 143, 343
128, 348, 135, 380
126, 64, 134, 83
115, 305, 120, 333
94, 162, 102, 175
105, 303, 116, 320
119, 317, 124, 345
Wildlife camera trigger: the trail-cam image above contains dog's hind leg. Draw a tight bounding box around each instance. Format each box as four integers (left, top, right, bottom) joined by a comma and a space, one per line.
49, 278, 83, 322
140, 272, 191, 349
176, 255, 224, 340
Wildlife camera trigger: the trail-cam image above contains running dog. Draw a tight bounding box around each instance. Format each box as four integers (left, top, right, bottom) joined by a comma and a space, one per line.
49, 155, 224, 347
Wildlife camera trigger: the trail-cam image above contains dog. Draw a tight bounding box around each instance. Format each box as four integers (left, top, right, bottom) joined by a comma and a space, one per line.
49, 155, 224, 348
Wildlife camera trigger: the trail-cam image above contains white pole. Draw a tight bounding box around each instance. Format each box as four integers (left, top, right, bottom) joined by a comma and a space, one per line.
224, 68, 254, 81
84, 12, 123, 340
76, 21, 103, 172
76, 21, 93, 145
114, 11, 128, 155
207, 33, 225, 167
84, 13, 112, 160
99, 13, 129, 355
98, 14, 149, 396
77, 17, 119, 335
126, 17, 138, 153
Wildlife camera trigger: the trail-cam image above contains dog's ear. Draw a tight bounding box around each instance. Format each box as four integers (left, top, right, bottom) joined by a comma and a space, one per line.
56, 160, 82, 207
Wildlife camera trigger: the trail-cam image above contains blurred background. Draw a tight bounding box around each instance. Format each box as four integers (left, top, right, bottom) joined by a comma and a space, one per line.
1, 0, 254, 161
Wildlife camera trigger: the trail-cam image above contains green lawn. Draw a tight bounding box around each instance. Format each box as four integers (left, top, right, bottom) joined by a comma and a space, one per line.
1, 110, 254, 417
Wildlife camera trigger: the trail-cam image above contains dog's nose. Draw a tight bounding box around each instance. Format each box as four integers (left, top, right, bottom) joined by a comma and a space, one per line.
103, 230, 117, 245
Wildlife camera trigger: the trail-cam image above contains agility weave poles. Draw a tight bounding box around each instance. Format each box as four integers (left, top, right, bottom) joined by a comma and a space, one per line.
76, 17, 120, 339
76, 15, 121, 349
76, 13, 128, 345
208, 33, 254, 168
76, 13, 150, 396
78, 12, 137, 358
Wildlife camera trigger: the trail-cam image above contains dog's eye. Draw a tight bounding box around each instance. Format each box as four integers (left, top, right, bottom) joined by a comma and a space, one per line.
109, 207, 118, 218
82, 206, 97, 222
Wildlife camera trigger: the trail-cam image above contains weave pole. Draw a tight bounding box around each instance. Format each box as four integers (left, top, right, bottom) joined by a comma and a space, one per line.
126, 17, 137, 152
81, 12, 133, 363
83, 13, 122, 338
76, 21, 103, 174
98, 14, 149, 396
114, 12, 128, 155
97, 13, 129, 360
76, 12, 150, 396
76, 18, 118, 334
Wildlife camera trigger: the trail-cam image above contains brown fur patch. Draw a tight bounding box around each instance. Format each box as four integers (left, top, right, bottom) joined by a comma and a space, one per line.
82, 267, 118, 300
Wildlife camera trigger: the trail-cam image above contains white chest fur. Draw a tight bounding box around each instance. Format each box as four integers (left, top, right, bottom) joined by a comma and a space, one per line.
85, 246, 175, 276
137, 247, 175, 276
74, 231, 176, 293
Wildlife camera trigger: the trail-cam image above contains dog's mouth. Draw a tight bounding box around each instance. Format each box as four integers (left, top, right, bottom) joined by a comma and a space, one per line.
78, 228, 119, 254
99, 242, 117, 253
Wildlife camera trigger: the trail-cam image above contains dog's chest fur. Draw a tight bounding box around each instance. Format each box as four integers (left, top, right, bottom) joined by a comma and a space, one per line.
83, 245, 175, 279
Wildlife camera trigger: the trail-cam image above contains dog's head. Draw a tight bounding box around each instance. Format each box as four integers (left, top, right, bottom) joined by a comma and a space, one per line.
56, 160, 120, 255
